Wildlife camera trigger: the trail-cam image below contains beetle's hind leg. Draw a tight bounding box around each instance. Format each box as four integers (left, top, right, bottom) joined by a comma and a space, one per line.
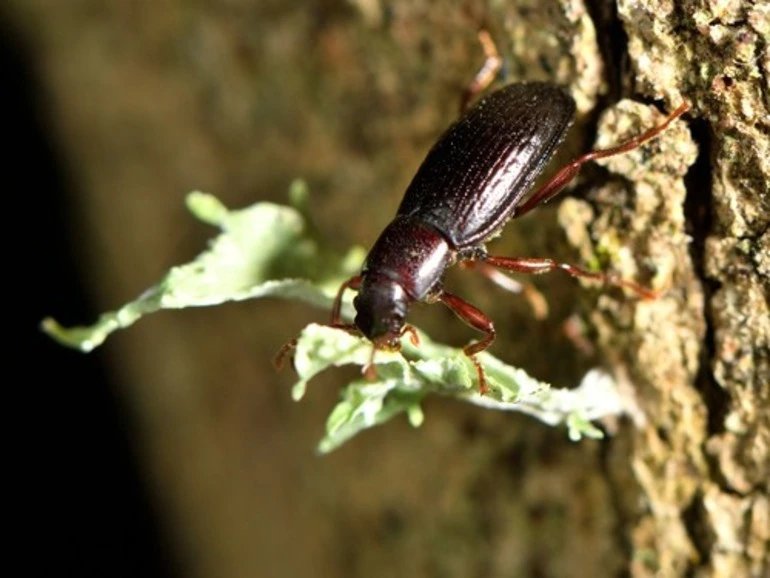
461, 260, 549, 319
512, 102, 690, 219
460, 29, 503, 114
482, 255, 659, 300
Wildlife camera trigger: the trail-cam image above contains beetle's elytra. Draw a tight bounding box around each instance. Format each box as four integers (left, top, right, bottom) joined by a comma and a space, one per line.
278, 35, 690, 394
397, 83, 575, 248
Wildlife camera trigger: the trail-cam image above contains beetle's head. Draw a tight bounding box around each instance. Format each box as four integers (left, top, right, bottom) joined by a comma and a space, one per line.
354, 273, 410, 350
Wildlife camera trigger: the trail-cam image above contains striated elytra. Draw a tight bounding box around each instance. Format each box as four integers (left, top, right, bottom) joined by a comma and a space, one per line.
279, 81, 689, 394
397, 83, 575, 247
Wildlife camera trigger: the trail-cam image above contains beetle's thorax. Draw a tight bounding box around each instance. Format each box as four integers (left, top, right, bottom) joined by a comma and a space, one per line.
361, 215, 453, 299
354, 215, 453, 345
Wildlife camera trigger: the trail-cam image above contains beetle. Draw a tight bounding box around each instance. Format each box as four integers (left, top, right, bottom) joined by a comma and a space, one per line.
278, 37, 689, 394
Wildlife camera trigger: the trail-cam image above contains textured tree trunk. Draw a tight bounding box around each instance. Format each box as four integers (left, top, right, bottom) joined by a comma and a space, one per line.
14, 0, 767, 576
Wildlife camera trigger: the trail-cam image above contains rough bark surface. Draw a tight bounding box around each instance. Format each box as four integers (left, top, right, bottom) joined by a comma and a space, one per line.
13, 0, 767, 577
613, 1, 769, 576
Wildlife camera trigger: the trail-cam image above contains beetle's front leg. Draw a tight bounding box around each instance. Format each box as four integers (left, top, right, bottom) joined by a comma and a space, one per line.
439, 291, 496, 395
274, 320, 360, 370
275, 275, 362, 370
331, 275, 362, 324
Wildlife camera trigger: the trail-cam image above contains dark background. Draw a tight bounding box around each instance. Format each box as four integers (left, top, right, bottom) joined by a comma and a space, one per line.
6, 17, 176, 577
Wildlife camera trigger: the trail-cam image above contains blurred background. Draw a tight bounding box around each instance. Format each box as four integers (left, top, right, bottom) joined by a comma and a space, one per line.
6, 12, 177, 578
12, 1, 767, 577
12, 2, 604, 576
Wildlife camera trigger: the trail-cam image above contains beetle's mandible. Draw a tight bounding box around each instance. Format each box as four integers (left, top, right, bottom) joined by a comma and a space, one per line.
278, 34, 690, 394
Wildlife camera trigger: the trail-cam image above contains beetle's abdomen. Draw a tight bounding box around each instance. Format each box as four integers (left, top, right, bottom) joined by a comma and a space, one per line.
396, 83, 576, 248
362, 216, 452, 301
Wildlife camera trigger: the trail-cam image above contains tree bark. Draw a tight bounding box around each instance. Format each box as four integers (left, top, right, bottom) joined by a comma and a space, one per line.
12, 0, 767, 576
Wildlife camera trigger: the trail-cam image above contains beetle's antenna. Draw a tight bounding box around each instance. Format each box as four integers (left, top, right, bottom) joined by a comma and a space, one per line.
363, 346, 378, 380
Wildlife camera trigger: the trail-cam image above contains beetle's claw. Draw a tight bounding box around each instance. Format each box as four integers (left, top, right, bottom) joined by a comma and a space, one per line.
401, 325, 420, 347
274, 338, 298, 370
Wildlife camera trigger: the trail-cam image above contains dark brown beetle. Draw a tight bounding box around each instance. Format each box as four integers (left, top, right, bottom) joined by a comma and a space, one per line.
279, 33, 689, 394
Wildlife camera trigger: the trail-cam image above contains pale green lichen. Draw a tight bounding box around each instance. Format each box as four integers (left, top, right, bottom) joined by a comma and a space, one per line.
43, 183, 627, 452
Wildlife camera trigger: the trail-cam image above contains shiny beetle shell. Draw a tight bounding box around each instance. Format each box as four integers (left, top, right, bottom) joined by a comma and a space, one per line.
396, 82, 575, 248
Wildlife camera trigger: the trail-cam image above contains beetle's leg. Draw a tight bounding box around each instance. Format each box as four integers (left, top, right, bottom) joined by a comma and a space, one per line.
276, 272, 360, 371
460, 29, 503, 114
401, 324, 421, 347
562, 314, 595, 357
461, 260, 549, 319
439, 291, 496, 395
513, 102, 690, 218
274, 338, 299, 370
274, 321, 360, 370
331, 275, 362, 324
483, 255, 659, 299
